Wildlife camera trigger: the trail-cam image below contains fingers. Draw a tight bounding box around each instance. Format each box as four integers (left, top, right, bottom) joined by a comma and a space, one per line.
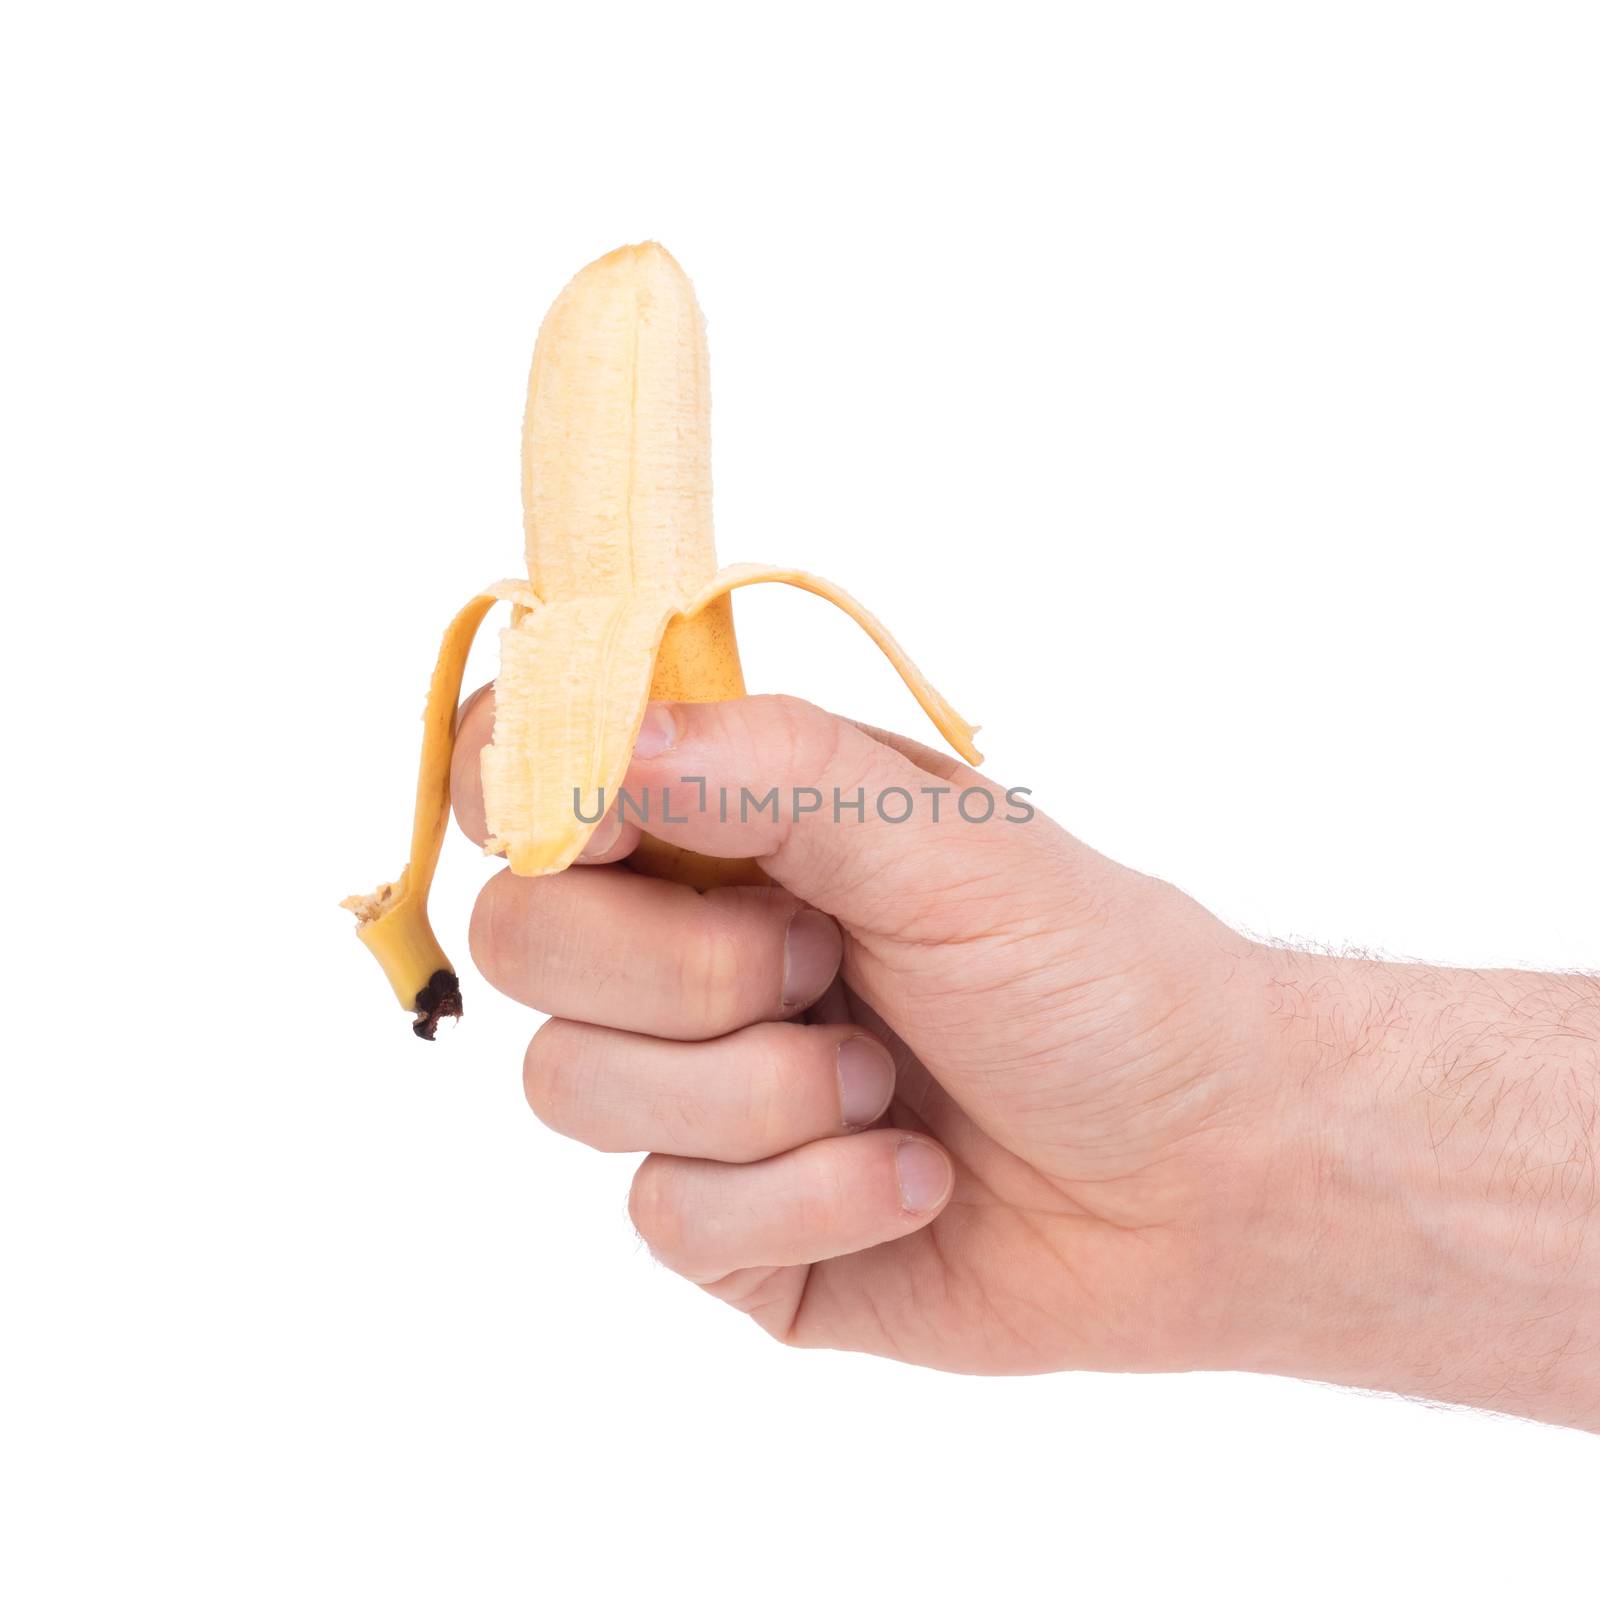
524, 1018, 896, 1159
470, 868, 843, 1039
628, 1131, 953, 1282
452, 684, 639, 862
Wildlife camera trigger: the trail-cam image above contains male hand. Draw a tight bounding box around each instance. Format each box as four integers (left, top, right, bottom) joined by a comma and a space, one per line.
452, 691, 1600, 1429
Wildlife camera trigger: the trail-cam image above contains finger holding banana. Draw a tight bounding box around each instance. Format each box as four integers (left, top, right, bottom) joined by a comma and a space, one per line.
467, 868, 844, 1040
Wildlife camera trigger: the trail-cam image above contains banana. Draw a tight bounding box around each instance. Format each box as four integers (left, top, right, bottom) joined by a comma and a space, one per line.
346, 242, 981, 1036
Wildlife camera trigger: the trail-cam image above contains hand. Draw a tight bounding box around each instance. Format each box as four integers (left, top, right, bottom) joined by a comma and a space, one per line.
451, 691, 1600, 1427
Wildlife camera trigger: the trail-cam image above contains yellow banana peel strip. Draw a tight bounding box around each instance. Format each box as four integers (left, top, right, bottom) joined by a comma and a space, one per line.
685, 564, 982, 765
341, 580, 530, 1036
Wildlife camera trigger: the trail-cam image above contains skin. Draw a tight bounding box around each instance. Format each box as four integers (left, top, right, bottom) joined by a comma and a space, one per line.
452, 690, 1600, 1431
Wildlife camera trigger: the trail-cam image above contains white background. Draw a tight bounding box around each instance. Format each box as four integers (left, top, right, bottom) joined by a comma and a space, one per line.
4, 3, 1597, 1595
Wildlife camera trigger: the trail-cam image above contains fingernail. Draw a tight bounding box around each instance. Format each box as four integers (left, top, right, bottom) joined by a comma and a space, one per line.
836, 1036, 895, 1128
633, 704, 679, 760
895, 1140, 951, 1213
781, 909, 842, 1007
578, 810, 622, 860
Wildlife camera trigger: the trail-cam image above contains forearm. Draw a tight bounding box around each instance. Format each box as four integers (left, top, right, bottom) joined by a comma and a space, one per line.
1242, 949, 1600, 1428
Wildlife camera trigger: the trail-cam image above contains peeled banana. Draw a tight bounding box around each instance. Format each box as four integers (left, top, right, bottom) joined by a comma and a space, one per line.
346, 242, 981, 1036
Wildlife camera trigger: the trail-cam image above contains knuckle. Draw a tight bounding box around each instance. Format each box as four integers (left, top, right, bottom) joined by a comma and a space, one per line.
749, 1037, 797, 1149
627, 1157, 684, 1259
467, 875, 507, 984
469, 870, 542, 999
521, 1020, 580, 1132
676, 920, 745, 1035
798, 1139, 851, 1234
761, 693, 835, 775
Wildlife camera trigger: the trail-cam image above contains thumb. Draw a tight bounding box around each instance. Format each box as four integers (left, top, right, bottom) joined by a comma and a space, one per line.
621, 694, 1072, 940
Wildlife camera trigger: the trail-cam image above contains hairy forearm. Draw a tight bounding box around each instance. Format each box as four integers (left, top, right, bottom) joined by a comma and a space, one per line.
1244, 949, 1600, 1428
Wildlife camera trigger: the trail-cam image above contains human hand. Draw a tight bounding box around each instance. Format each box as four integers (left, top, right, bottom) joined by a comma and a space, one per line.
451, 691, 1600, 1426
450, 688, 1287, 1377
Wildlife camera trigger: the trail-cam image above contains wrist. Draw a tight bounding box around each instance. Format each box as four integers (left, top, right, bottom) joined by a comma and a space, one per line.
1226, 946, 1600, 1428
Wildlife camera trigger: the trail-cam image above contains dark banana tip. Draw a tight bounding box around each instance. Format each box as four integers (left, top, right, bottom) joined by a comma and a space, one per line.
411, 969, 463, 1040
